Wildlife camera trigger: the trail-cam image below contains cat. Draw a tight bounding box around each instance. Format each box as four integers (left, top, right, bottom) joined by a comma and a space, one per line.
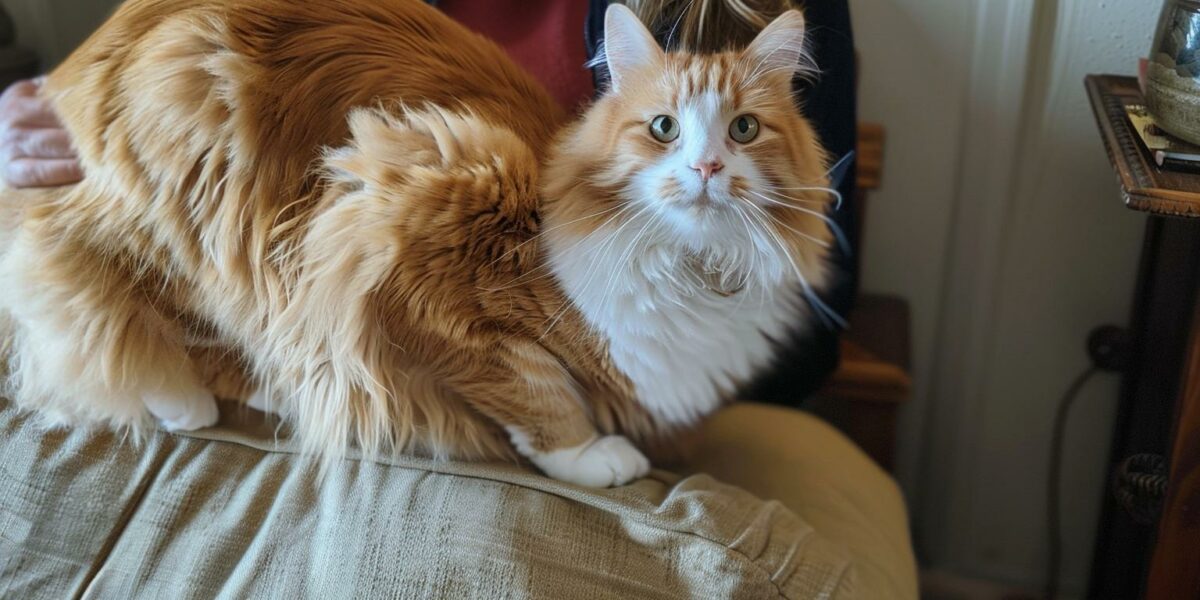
0, 0, 834, 487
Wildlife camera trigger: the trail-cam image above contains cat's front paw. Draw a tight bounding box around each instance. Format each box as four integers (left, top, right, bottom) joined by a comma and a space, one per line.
531, 435, 651, 487
245, 388, 281, 416
143, 387, 219, 431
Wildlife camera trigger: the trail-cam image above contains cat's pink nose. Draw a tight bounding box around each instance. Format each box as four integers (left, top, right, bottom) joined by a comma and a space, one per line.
691, 159, 724, 182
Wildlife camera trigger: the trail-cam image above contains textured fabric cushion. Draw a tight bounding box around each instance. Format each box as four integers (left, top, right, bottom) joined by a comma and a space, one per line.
690, 404, 918, 599
0, 399, 912, 598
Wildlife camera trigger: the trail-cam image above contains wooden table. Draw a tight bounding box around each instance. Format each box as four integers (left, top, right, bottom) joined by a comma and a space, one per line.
1085, 74, 1200, 600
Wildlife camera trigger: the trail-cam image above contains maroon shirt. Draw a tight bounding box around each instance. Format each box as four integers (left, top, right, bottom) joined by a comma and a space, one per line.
440, 0, 595, 112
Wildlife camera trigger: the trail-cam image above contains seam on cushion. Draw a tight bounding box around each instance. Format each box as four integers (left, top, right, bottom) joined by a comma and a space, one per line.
727, 500, 836, 598
656, 529, 790, 600
828, 558, 853, 599
749, 502, 844, 600
72, 435, 176, 600
166, 428, 828, 599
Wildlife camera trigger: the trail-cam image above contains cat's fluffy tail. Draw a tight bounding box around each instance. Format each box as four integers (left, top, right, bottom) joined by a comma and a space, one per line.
322, 105, 538, 193
262, 106, 541, 465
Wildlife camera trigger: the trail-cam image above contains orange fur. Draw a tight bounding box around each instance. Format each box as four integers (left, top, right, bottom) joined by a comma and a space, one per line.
538, 7, 833, 453
0, 0, 833, 484
0, 0, 652, 464
546, 38, 830, 281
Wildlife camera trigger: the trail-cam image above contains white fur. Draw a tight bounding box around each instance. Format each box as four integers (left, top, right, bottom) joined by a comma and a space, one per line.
144, 386, 219, 431
548, 77, 816, 426
508, 427, 650, 487
744, 10, 812, 78
246, 387, 281, 416
601, 4, 662, 93
1, 225, 227, 434
549, 224, 803, 426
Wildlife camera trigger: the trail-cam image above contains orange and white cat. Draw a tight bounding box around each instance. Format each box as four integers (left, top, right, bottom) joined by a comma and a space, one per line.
0, 0, 833, 487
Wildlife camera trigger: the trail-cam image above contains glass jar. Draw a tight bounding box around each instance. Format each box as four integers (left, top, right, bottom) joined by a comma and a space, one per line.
1147, 0, 1200, 145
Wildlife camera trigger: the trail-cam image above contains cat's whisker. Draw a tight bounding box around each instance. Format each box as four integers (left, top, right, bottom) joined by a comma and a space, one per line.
597, 220, 648, 305
475, 266, 558, 292
572, 202, 654, 295
596, 205, 666, 320
760, 190, 825, 205
768, 228, 844, 328
739, 200, 790, 287
636, 215, 711, 322
740, 196, 832, 250
742, 204, 845, 329
824, 151, 855, 179
763, 184, 844, 211
538, 202, 654, 340
728, 204, 766, 311
728, 202, 758, 280
480, 202, 635, 292
750, 190, 850, 254
484, 202, 624, 271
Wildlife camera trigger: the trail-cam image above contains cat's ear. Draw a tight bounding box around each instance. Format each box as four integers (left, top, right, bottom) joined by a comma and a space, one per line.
602, 4, 663, 93
744, 10, 811, 76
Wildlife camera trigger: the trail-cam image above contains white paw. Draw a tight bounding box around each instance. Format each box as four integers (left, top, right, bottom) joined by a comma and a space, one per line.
530, 435, 651, 488
245, 388, 280, 416
143, 387, 219, 431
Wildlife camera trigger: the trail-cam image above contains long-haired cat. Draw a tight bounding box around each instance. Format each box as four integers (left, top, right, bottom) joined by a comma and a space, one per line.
0, 0, 834, 487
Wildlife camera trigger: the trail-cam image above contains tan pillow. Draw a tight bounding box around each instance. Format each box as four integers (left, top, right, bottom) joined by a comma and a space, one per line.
0, 399, 854, 599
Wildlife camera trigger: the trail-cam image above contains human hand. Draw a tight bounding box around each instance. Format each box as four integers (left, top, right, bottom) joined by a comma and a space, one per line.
0, 77, 82, 188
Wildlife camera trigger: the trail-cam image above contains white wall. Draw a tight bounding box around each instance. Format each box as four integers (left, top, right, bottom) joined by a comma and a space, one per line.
853, 0, 1155, 594
847, 0, 972, 514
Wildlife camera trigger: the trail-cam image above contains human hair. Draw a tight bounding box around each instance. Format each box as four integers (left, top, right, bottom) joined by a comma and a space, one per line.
618, 0, 800, 53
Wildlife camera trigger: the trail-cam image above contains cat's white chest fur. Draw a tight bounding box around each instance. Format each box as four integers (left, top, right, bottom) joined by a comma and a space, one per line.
550, 229, 804, 426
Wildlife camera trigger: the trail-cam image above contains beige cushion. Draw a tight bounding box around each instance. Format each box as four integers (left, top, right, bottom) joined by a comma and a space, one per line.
0, 399, 913, 598
692, 404, 918, 599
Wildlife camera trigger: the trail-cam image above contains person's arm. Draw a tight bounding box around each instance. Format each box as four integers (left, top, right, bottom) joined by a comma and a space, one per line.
0, 77, 82, 188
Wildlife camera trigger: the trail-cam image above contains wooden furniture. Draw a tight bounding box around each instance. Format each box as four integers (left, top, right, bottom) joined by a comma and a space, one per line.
812, 123, 913, 472
1085, 74, 1200, 600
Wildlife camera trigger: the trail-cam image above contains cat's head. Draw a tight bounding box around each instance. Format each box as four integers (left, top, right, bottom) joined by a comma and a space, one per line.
544, 4, 835, 298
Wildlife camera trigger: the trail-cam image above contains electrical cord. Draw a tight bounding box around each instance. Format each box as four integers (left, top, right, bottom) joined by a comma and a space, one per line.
1043, 325, 1132, 599
1045, 366, 1099, 600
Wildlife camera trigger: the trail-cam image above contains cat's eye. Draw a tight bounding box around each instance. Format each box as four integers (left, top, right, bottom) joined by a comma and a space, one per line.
729, 115, 759, 143
649, 115, 679, 142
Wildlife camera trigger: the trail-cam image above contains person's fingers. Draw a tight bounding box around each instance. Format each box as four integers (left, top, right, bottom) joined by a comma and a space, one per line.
0, 78, 40, 101
0, 128, 76, 163
3, 97, 64, 129
4, 128, 76, 160
5, 158, 83, 188
0, 79, 79, 188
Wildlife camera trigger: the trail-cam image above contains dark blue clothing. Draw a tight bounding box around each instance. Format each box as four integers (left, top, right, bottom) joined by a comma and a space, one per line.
585, 0, 858, 403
